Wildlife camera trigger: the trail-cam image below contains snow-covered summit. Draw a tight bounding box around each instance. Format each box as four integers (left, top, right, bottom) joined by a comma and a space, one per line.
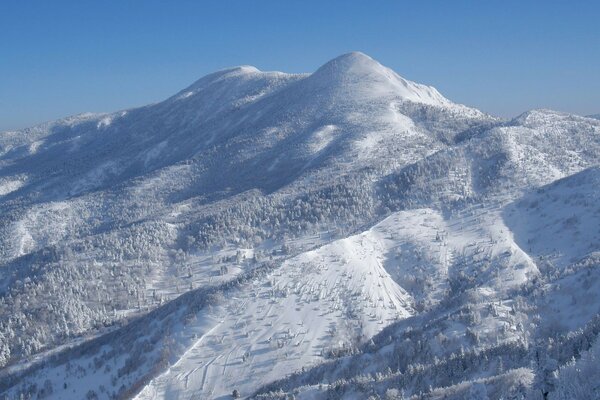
169, 63, 301, 106
304, 51, 452, 106
182, 65, 272, 92
506, 109, 600, 138
169, 52, 455, 111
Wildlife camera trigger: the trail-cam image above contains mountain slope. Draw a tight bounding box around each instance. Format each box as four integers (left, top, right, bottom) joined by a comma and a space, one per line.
254, 168, 600, 400
0, 53, 496, 372
1, 52, 599, 400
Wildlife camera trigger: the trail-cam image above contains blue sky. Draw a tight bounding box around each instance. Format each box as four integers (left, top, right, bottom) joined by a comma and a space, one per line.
1, 0, 599, 130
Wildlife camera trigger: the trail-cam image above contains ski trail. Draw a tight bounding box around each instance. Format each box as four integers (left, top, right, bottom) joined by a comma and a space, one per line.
200, 354, 222, 391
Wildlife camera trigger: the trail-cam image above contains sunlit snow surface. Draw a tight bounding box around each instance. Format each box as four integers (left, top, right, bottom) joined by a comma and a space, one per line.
1, 53, 600, 400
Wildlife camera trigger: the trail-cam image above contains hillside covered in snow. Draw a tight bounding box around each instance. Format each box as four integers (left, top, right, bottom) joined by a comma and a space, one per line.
1, 52, 599, 400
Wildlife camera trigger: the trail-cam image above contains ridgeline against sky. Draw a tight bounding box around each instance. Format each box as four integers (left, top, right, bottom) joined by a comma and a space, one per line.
1, 0, 599, 131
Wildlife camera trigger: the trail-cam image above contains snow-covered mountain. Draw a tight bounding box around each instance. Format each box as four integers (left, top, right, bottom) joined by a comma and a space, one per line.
1, 52, 599, 400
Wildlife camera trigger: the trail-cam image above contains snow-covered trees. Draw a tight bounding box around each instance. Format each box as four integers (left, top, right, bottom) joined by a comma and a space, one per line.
1, 52, 600, 398
0, 332, 10, 368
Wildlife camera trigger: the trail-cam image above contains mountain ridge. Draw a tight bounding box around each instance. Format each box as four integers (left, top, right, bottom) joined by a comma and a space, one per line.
1, 52, 599, 400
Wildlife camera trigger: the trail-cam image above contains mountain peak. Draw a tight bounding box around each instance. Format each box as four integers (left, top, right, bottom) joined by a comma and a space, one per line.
323, 51, 378, 67
217, 65, 261, 76
309, 52, 452, 107
180, 65, 263, 95
313, 51, 386, 80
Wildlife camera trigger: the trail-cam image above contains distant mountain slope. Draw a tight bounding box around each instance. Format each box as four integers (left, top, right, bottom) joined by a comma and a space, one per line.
1, 53, 599, 400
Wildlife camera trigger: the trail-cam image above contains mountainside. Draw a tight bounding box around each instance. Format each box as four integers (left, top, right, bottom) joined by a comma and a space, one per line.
1, 52, 599, 400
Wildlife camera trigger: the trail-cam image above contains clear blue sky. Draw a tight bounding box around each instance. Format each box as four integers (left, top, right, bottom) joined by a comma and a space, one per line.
1, 0, 599, 131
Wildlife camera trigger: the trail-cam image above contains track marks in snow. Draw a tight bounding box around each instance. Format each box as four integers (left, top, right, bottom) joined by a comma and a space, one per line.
136, 222, 415, 399
137, 206, 546, 399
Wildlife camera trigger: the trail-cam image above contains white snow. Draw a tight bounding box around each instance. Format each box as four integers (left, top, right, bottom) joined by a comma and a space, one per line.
136, 224, 414, 399
0, 176, 26, 196
1, 52, 599, 400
